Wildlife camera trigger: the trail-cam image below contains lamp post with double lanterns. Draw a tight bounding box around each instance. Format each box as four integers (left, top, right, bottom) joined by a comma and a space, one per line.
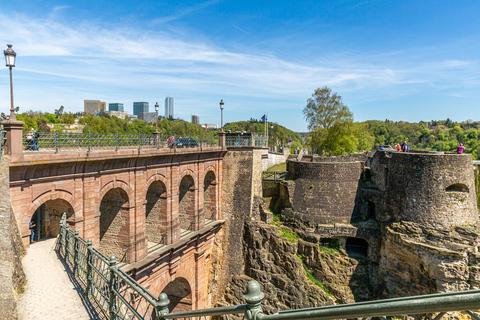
4, 44, 16, 121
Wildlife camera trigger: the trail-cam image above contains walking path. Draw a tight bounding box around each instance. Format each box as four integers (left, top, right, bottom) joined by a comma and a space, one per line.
17, 238, 95, 320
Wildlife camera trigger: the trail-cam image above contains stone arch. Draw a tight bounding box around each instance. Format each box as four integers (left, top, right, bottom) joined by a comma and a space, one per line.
145, 180, 168, 247
446, 183, 469, 193
32, 198, 75, 241
346, 237, 368, 258
179, 175, 196, 232
178, 168, 198, 188
203, 170, 217, 221
99, 187, 131, 259
161, 277, 192, 313
96, 179, 133, 216
26, 191, 78, 240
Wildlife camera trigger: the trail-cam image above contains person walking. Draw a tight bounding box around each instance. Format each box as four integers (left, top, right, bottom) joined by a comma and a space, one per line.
457, 143, 465, 154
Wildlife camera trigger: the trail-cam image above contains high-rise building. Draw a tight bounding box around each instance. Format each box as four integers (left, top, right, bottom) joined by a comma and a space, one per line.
109, 103, 124, 112
192, 114, 199, 124
84, 100, 106, 115
165, 97, 174, 118
133, 102, 149, 116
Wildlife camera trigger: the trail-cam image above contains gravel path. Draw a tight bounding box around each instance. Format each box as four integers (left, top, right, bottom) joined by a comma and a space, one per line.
17, 238, 98, 320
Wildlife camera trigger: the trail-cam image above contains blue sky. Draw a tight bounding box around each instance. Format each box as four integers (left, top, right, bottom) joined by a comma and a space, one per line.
1, 0, 480, 131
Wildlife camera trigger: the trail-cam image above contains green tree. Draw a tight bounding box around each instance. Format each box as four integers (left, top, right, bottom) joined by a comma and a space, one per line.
303, 87, 354, 155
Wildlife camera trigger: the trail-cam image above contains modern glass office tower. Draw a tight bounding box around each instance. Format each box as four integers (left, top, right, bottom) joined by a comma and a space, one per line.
109, 103, 124, 112
133, 102, 149, 116
165, 97, 174, 118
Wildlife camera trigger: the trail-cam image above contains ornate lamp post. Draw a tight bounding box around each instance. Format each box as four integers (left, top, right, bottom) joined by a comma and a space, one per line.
4, 44, 16, 120
154, 102, 159, 134
219, 99, 224, 132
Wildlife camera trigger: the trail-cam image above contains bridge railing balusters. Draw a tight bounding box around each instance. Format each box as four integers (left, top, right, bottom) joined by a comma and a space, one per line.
73, 230, 80, 276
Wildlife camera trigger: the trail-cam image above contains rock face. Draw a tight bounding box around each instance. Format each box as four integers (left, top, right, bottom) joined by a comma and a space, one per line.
379, 221, 480, 297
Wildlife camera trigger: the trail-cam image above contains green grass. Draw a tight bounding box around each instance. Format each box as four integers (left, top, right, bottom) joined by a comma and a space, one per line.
297, 254, 333, 296
279, 227, 299, 242
266, 162, 286, 172
318, 245, 340, 255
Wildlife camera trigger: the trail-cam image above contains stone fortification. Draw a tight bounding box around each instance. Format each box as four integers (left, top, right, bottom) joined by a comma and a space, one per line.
0, 157, 25, 320
286, 158, 364, 224
370, 151, 478, 228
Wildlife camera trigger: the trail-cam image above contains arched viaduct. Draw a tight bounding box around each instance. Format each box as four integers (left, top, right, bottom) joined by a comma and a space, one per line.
8, 147, 226, 311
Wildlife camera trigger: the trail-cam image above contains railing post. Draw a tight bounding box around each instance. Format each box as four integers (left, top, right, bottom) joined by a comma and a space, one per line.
88, 131, 91, 152
244, 280, 264, 320
108, 255, 118, 320
65, 227, 71, 263
155, 292, 170, 320
60, 213, 67, 257
86, 239, 93, 297
138, 133, 141, 151
115, 132, 118, 151
55, 131, 59, 153
73, 230, 79, 276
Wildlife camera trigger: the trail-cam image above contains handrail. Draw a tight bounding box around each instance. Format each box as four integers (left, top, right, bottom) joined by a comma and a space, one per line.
57, 213, 480, 320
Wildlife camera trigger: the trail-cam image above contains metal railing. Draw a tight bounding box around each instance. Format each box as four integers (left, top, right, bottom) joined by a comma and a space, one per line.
262, 171, 287, 181
226, 134, 267, 147
23, 132, 219, 153
58, 214, 480, 320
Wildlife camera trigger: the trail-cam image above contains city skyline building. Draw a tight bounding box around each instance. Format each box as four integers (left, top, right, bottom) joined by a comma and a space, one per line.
165, 96, 174, 118
138, 112, 157, 124
192, 114, 199, 124
84, 100, 106, 115
109, 103, 124, 112
133, 102, 149, 116
105, 110, 129, 119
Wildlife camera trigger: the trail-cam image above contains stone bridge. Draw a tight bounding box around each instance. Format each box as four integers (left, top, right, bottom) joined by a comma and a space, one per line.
3, 122, 231, 311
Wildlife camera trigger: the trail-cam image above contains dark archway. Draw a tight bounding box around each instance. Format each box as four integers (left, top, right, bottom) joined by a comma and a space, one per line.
146, 181, 168, 248
346, 237, 368, 258
162, 278, 192, 313
31, 199, 74, 241
203, 171, 216, 221
100, 188, 130, 258
446, 183, 469, 193
179, 175, 195, 233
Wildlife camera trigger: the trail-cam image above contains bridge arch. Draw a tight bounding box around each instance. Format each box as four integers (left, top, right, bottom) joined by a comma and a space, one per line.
145, 179, 168, 247
203, 170, 217, 221
99, 187, 132, 259
25, 191, 79, 241
179, 174, 196, 233
162, 277, 193, 313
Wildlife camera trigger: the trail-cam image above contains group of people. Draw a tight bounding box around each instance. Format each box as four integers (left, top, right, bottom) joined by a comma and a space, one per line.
379, 141, 410, 152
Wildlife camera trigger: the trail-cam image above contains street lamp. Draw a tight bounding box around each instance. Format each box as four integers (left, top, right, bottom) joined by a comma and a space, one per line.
154, 102, 159, 134
219, 99, 224, 131
4, 44, 16, 121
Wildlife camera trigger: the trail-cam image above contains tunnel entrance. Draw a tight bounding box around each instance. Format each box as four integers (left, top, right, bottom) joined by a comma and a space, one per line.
162, 277, 192, 313
203, 171, 216, 222
146, 181, 167, 248
346, 237, 368, 259
31, 199, 74, 242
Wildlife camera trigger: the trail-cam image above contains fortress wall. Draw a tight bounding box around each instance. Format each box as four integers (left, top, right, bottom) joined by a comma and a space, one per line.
372, 151, 478, 228
286, 160, 364, 224
311, 153, 368, 163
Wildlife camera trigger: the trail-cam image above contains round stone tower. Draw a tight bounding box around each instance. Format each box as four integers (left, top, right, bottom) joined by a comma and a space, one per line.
373, 151, 478, 229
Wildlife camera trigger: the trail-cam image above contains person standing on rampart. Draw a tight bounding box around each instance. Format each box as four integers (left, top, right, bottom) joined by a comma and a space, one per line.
401, 141, 409, 152
457, 143, 465, 154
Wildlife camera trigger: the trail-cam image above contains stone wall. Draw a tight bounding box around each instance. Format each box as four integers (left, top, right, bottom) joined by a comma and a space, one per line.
0, 157, 25, 320
262, 148, 288, 171
286, 160, 364, 224
370, 151, 478, 228
213, 147, 265, 306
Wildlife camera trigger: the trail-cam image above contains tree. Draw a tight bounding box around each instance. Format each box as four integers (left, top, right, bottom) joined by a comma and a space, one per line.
303, 87, 354, 155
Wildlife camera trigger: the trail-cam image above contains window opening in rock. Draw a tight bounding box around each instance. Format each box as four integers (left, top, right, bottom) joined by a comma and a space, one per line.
346, 237, 368, 258
446, 183, 469, 193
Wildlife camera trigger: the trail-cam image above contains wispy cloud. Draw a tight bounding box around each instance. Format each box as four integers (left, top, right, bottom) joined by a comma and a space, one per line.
150, 0, 220, 25
0, 10, 478, 129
